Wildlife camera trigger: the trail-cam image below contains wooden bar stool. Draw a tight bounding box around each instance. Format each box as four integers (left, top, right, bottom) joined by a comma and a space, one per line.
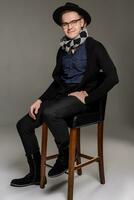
40, 73, 107, 200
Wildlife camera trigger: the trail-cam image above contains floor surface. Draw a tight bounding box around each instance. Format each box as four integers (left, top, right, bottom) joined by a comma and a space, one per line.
0, 125, 134, 200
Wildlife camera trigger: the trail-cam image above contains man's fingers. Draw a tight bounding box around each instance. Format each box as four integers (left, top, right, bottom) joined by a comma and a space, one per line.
34, 107, 39, 114
29, 107, 36, 120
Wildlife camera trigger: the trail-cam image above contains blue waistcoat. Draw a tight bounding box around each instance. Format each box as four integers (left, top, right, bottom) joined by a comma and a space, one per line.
61, 42, 87, 83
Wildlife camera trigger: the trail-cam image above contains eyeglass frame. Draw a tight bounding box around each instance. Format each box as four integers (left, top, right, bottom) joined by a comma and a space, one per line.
61, 18, 82, 29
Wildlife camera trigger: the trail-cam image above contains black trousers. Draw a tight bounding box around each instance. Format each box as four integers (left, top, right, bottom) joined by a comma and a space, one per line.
17, 90, 88, 155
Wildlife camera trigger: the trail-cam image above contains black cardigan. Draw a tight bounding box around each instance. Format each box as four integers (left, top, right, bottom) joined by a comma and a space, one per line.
39, 37, 119, 104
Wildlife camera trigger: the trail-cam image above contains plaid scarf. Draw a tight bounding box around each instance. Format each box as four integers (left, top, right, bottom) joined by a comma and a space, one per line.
60, 27, 88, 54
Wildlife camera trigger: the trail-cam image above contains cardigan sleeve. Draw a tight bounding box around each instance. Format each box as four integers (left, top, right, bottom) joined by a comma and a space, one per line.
85, 42, 119, 104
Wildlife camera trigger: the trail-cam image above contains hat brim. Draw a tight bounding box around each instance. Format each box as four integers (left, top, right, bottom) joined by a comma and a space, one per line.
53, 5, 91, 26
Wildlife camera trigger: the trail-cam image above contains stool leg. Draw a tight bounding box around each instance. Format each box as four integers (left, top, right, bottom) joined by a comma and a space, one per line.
40, 123, 48, 188
97, 121, 105, 184
76, 128, 82, 175
68, 128, 77, 200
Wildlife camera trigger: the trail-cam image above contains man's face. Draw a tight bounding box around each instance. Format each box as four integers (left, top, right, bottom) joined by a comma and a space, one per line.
61, 11, 85, 39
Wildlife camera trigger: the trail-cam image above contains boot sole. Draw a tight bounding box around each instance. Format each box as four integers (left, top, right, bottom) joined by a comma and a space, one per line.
10, 181, 40, 187
48, 168, 68, 178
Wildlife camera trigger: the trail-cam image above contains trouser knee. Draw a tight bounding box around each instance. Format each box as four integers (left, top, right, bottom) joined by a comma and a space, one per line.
16, 119, 23, 133
16, 115, 31, 135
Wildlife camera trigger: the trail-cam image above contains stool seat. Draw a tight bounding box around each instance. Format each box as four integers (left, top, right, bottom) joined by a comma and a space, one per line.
67, 111, 100, 128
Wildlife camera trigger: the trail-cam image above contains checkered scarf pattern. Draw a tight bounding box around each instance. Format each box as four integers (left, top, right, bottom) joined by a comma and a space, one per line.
60, 27, 88, 54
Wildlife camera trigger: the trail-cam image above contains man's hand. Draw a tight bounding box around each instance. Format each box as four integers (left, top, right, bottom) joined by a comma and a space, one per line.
29, 99, 42, 120
68, 90, 88, 104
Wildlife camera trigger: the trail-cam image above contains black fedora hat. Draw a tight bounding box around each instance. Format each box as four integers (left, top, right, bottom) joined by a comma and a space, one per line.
53, 2, 91, 26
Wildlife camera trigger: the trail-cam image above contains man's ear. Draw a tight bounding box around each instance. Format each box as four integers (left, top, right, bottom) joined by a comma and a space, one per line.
81, 18, 87, 28
85, 21, 87, 27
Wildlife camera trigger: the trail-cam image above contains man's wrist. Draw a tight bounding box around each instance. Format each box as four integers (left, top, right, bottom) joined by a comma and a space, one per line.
37, 99, 42, 104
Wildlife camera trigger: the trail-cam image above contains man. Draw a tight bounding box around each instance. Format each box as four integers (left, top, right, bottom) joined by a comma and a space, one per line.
10, 2, 119, 187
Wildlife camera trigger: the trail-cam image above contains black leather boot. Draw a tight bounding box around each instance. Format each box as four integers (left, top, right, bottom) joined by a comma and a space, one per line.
48, 141, 69, 178
10, 152, 47, 187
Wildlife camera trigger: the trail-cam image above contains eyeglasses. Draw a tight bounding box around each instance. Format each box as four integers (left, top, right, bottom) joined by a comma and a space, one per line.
61, 18, 82, 29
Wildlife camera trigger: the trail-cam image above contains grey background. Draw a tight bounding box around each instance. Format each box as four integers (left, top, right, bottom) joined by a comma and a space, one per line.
0, 0, 133, 129
0, 1, 134, 199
